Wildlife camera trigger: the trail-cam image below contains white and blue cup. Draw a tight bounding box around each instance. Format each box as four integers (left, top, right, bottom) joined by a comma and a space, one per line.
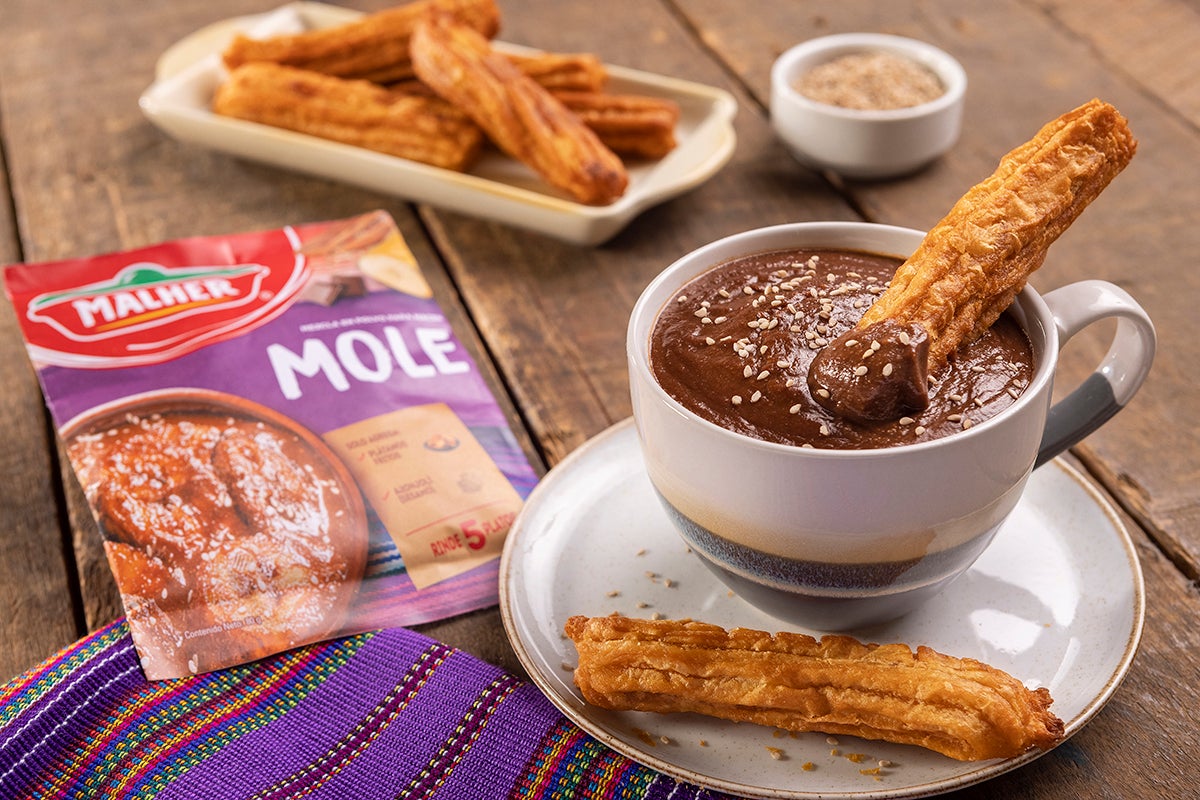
628, 222, 1155, 630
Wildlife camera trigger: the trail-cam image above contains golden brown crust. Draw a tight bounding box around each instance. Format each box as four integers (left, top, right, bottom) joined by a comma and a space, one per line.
212, 63, 483, 171
222, 0, 501, 85
552, 90, 679, 159
507, 51, 608, 93
410, 9, 628, 204
859, 99, 1137, 369
565, 615, 1065, 761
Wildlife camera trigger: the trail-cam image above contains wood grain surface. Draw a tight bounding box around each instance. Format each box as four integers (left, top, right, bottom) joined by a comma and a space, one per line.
0, 0, 1196, 795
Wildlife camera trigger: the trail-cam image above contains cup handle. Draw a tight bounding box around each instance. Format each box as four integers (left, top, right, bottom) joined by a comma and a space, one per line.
1035, 280, 1156, 467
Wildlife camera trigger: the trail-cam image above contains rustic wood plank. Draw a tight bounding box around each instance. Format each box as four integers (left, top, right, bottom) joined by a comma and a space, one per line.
1028, 0, 1200, 577
0, 138, 84, 679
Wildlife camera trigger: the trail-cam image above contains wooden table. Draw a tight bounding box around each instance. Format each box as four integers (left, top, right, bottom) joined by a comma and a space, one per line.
2, 0, 1197, 796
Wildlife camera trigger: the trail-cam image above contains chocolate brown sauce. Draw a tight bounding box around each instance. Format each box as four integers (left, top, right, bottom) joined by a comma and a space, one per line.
649, 248, 1033, 449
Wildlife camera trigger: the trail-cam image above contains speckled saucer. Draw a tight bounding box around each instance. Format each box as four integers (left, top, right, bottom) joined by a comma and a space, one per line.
499, 418, 1144, 799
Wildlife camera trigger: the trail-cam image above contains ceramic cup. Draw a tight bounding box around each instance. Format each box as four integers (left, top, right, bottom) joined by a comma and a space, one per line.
627, 222, 1155, 630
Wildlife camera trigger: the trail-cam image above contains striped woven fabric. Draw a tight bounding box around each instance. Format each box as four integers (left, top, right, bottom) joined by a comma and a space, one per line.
0, 621, 737, 799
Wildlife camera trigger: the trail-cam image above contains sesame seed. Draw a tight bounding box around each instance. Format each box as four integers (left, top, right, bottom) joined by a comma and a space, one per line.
861, 349, 874, 359
898, 416, 914, 425
852, 299, 864, 308
692, 308, 707, 318
789, 404, 802, 414
948, 393, 964, 402
1007, 387, 1021, 399
785, 378, 797, 387
844, 339, 859, 347
713, 316, 727, 324
731, 395, 742, 405
854, 366, 868, 376
776, 359, 792, 368
750, 390, 762, 403
947, 414, 962, 422
882, 363, 894, 376
826, 737, 839, 745
870, 341, 881, 351
743, 365, 754, 378
962, 417, 974, 429
718, 289, 731, 298
801, 443, 814, 448
705, 337, 715, 345
898, 331, 911, 345
676, 295, 688, 303
974, 397, 986, 407
743, 286, 755, 295
757, 370, 770, 380
972, 365, 986, 373
914, 425, 926, 435
816, 388, 830, 399
701, 317, 712, 324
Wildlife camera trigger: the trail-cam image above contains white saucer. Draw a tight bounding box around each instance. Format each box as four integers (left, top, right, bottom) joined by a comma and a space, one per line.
499, 418, 1144, 799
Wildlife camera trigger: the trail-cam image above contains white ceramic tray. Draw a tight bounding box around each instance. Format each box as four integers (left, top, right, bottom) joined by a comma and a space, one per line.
139, 2, 738, 245
500, 418, 1144, 799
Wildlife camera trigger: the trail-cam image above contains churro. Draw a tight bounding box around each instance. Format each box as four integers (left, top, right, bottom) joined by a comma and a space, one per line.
213, 63, 484, 171
411, 9, 628, 204
565, 615, 1064, 761
508, 51, 608, 92
222, 0, 501, 84
553, 90, 679, 158
808, 99, 1136, 422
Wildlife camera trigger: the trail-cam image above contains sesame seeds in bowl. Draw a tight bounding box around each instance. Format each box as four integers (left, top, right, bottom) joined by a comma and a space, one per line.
770, 33, 967, 179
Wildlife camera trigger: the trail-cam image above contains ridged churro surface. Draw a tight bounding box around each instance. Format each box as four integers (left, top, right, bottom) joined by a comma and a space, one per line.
411, 9, 628, 204
565, 615, 1064, 761
222, 0, 500, 84
213, 63, 484, 171
859, 99, 1136, 369
809, 99, 1135, 422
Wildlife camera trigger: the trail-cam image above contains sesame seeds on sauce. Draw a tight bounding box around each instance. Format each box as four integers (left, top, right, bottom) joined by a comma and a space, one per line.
649, 248, 1034, 450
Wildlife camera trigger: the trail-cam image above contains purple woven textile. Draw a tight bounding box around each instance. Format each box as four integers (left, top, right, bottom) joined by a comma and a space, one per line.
0, 621, 738, 799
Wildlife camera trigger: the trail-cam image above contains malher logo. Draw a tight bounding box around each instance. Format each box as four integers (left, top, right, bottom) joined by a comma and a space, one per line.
28, 262, 269, 342
15, 224, 312, 369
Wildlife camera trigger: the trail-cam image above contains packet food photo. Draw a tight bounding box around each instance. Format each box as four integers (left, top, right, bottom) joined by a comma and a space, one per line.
4, 211, 538, 680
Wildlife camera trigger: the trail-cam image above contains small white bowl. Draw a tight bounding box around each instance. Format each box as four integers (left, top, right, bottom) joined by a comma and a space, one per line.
770, 33, 966, 179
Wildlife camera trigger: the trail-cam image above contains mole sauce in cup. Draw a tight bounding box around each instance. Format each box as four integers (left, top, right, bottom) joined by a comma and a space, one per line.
649, 247, 1033, 450
628, 222, 1154, 630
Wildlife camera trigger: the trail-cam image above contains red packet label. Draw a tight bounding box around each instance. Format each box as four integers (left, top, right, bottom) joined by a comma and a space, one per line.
324, 403, 523, 589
